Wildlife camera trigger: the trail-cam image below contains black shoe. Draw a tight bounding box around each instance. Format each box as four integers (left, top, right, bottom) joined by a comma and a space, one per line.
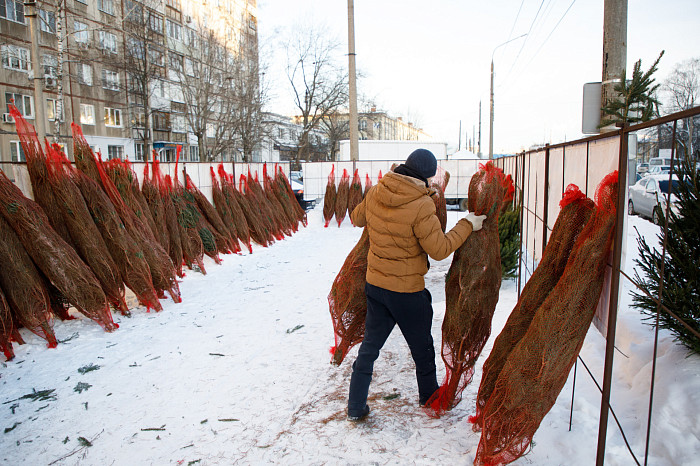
347, 405, 370, 422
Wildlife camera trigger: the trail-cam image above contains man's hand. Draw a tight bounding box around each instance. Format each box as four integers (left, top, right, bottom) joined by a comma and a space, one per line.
465, 213, 487, 231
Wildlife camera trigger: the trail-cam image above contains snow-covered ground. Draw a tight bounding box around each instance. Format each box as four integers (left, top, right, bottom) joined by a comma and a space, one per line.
1, 205, 698, 465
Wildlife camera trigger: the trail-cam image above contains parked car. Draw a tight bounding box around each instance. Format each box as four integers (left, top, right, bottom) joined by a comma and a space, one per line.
645, 165, 671, 177
289, 171, 315, 211
628, 174, 681, 224
637, 162, 649, 174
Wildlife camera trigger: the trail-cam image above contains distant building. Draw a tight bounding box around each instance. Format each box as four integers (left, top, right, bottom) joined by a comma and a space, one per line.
259, 112, 328, 165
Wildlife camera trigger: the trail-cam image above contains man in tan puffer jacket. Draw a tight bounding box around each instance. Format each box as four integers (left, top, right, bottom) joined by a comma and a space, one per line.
347, 148, 486, 421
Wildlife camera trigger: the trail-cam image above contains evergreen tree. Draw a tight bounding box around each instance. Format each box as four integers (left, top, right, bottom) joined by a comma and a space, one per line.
632, 147, 700, 354
600, 51, 665, 128
499, 201, 521, 279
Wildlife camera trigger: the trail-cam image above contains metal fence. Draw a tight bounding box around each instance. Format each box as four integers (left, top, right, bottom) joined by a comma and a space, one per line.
493, 105, 700, 465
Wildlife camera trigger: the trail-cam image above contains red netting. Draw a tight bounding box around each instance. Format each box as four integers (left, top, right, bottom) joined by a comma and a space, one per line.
474, 172, 619, 466
142, 162, 171, 257
248, 170, 286, 240
348, 169, 363, 225
0, 286, 16, 361
470, 185, 595, 432
153, 162, 185, 277
363, 173, 372, 198
335, 169, 350, 227
238, 174, 274, 246
426, 161, 514, 416
71, 122, 103, 185
431, 167, 450, 232
263, 164, 298, 234
218, 165, 254, 253
323, 166, 336, 227
187, 173, 240, 254
0, 211, 57, 348
177, 176, 225, 262
274, 165, 307, 226
213, 166, 251, 254
44, 144, 129, 315
328, 228, 370, 365
0, 170, 116, 331
168, 174, 208, 272
75, 169, 161, 311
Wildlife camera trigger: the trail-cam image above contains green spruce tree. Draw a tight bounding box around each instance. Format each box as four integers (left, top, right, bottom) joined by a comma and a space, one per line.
499, 201, 521, 279
600, 51, 665, 128
632, 146, 700, 354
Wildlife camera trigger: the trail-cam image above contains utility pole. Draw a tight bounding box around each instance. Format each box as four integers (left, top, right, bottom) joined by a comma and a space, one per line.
347, 0, 359, 167
600, 0, 628, 133
24, 1, 47, 143
489, 59, 494, 159
478, 100, 482, 156
458, 120, 462, 151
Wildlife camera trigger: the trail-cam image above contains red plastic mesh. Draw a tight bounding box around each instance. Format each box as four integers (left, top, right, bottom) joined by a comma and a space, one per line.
426, 161, 514, 416
335, 169, 350, 227
248, 170, 286, 240
238, 174, 275, 246
187, 173, 240, 254
323, 166, 336, 227
431, 167, 450, 232
263, 164, 298, 234
348, 169, 363, 224
274, 165, 307, 226
0, 211, 57, 348
470, 184, 595, 432
474, 172, 619, 466
363, 173, 372, 198
218, 166, 254, 253
0, 286, 16, 361
0, 170, 116, 331
142, 162, 171, 257
152, 161, 184, 278
44, 144, 129, 315
213, 166, 251, 254
328, 228, 370, 365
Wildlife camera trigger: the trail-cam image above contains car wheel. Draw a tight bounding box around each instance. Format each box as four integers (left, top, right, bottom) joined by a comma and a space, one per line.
652, 207, 663, 225
627, 200, 635, 216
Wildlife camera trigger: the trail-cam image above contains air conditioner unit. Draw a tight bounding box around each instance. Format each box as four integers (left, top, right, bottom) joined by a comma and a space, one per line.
2, 113, 15, 124
185, 15, 192, 23
45, 75, 57, 88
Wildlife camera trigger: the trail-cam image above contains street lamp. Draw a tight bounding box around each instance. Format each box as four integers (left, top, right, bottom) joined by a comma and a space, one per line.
489, 34, 527, 159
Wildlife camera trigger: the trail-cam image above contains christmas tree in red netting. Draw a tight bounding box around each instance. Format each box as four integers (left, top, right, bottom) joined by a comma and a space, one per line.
0, 285, 17, 360
219, 165, 255, 251
431, 167, 450, 232
323, 166, 336, 227
0, 212, 57, 349
274, 165, 307, 227
186, 173, 240, 254
348, 169, 363, 224
0, 170, 117, 331
44, 144, 129, 315
142, 161, 171, 257
474, 172, 619, 466
328, 228, 370, 365
335, 169, 350, 226
248, 169, 286, 240
470, 184, 594, 432
240, 173, 277, 246
363, 173, 372, 198
426, 161, 514, 416
263, 163, 297, 234
72, 124, 181, 304
166, 174, 206, 274
213, 165, 252, 254
153, 161, 185, 277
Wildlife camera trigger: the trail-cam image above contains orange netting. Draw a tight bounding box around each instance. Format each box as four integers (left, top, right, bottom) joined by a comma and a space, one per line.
328, 228, 370, 365
0, 170, 116, 331
474, 172, 619, 466
426, 162, 514, 416
323, 166, 336, 227
335, 169, 350, 227
348, 169, 363, 225
470, 184, 594, 432
0, 211, 57, 348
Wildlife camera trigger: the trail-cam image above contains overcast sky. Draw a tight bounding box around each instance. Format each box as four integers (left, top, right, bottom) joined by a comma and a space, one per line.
257, 0, 700, 154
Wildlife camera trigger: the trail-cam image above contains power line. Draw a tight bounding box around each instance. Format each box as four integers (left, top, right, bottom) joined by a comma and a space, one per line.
498, 0, 547, 88
523, 0, 578, 70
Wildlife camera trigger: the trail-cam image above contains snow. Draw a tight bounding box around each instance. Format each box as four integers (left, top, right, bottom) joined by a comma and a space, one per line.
1, 206, 699, 465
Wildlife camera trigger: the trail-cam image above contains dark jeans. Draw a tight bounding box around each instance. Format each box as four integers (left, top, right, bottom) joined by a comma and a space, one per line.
347, 283, 439, 414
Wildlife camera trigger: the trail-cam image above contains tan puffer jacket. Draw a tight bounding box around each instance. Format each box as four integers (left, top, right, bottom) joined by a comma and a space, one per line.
351, 171, 474, 293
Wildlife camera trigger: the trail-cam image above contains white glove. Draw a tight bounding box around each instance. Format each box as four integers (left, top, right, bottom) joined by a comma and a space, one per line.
465, 213, 487, 231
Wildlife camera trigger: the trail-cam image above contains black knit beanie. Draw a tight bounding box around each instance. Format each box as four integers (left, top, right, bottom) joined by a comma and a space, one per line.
405, 149, 437, 180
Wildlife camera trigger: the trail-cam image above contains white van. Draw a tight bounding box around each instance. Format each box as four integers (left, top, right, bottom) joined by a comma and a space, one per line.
649, 156, 672, 167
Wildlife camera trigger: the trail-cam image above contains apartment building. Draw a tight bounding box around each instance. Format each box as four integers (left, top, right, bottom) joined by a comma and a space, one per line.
1, 0, 258, 169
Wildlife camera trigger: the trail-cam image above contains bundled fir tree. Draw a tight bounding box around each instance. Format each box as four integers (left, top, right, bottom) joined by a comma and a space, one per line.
498, 200, 521, 279
632, 149, 700, 355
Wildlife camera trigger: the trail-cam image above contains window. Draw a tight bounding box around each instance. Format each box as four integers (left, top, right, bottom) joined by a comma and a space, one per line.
125, 0, 142, 22
98, 30, 117, 54
80, 103, 95, 125
39, 9, 55, 33
183, 28, 196, 47
166, 19, 181, 41
149, 47, 164, 67
9, 141, 25, 162
135, 143, 144, 161
359, 119, 367, 130
166, 0, 181, 9
132, 110, 145, 128
169, 52, 183, 73
42, 54, 57, 77
46, 99, 64, 121
148, 12, 163, 34
189, 145, 199, 162
171, 114, 186, 133
153, 111, 170, 130
206, 123, 215, 138
104, 107, 122, 127
102, 69, 119, 90
0, 0, 24, 23
74, 21, 89, 45
127, 38, 144, 60
77, 63, 92, 85
5, 92, 33, 118
98, 0, 114, 15
2, 45, 30, 72
185, 58, 197, 77
107, 145, 124, 160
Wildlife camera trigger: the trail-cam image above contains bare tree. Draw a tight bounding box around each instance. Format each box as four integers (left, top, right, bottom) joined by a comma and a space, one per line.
663, 57, 700, 156
284, 24, 348, 162
319, 111, 349, 161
